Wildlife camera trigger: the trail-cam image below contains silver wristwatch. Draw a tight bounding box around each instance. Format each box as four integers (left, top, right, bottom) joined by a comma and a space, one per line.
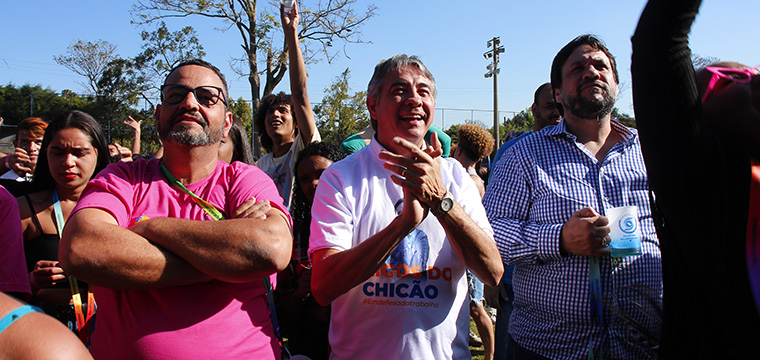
431, 191, 454, 217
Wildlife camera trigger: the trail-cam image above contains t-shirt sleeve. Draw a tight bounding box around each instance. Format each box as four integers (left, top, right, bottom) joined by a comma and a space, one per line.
340, 134, 366, 155
426, 125, 452, 157
228, 162, 293, 227
73, 162, 139, 227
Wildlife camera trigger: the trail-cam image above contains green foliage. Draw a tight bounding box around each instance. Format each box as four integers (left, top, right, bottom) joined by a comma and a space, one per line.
443, 124, 461, 141
505, 108, 534, 133
134, 21, 206, 106
0, 83, 163, 154
611, 107, 636, 128
229, 97, 253, 135
98, 58, 150, 110
0, 85, 87, 124
313, 69, 369, 145
132, 0, 377, 103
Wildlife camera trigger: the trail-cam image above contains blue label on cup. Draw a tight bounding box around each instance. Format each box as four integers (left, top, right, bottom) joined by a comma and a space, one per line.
608, 206, 642, 258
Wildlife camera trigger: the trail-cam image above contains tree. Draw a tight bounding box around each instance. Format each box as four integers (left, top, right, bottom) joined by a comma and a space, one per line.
504, 108, 534, 134
229, 96, 253, 133
53, 40, 118, 95
611, 107, 636, 128
443, 124, 461, 141
134, 22, 206, 106
0, 85, 69, 123
98, 58, 150, 109
131, 0, 377, 107
692, 53, 720, 70
313, 68, 369, 145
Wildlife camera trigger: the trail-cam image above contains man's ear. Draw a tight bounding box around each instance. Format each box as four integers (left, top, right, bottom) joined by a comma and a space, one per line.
367, 96, 378, 120
223, 112, 233, 139
553, 87, 562, 104
531, 103, 539, 118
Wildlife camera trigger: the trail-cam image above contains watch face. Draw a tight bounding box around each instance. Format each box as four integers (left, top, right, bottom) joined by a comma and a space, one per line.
441, 197, 453, 212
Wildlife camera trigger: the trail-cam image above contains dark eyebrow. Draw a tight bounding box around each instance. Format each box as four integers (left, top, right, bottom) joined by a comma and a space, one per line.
389, 80, 410, 88
49, 145, 91, 151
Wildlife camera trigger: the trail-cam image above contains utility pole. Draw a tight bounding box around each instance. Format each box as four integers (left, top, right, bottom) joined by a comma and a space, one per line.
484, 36, 505, 159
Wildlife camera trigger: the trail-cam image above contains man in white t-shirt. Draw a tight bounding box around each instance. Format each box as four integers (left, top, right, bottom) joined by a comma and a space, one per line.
255, 5, 320, 207
309, 54, 504, 360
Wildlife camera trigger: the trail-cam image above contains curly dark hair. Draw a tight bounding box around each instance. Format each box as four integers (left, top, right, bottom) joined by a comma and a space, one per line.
254, 92, 294, 152
457, 124, 494, 162
289, 142, 347, 239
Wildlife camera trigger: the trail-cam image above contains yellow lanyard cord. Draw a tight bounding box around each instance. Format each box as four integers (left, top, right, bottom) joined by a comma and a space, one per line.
160, 163, 226, 221
52, 190, 95, 343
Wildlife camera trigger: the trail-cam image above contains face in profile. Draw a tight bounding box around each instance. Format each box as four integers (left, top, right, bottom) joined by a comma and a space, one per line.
46, 127, 99, 191
297, 155, 333, 203
218, 135, 234, 163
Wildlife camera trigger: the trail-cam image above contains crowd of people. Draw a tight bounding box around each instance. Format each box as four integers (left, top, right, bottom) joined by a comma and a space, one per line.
1, 0, 759, 358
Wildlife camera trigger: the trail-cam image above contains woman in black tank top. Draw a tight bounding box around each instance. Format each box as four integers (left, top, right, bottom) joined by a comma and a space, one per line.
16, 111, 110, 329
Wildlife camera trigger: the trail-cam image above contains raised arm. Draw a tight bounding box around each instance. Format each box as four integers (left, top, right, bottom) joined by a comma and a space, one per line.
124, 116, 143, 156
281, 0, 317, 145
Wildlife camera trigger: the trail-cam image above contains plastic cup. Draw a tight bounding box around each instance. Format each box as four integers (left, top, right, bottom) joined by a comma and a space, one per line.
606, 206, 642, 258
280, 0, 295, 14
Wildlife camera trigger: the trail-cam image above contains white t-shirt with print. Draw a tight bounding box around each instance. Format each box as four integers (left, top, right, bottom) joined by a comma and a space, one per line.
257, 130, 321, 208
309, 139, 494, 360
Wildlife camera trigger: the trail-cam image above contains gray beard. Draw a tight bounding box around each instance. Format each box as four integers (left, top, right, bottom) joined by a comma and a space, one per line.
158, 111, 223, 146
165, 124, 221, 146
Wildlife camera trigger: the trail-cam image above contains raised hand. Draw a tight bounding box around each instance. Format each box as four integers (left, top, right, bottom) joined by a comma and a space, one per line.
379, 136, 447, 210
9, 147, 33, 175
124, 116, 143, 132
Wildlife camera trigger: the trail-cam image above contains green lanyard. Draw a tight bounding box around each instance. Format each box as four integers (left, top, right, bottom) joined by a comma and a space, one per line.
160, 162, 288, 357
160, 163, 225, 221
52, 190, 95, 344
588, 256, 604, 359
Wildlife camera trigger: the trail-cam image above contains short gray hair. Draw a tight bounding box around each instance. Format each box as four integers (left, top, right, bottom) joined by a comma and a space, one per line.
367, 54, 437, 103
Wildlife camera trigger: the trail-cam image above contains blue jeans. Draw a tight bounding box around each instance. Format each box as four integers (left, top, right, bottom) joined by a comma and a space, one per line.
494, 283, 514, 360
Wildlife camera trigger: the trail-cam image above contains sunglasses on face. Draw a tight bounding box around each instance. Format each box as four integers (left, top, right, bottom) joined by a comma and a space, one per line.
701, 65, 759, 103
160, 84, 227, 107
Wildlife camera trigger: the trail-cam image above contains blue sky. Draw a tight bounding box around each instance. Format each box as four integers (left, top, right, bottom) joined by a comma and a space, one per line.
2, 0, 758, 131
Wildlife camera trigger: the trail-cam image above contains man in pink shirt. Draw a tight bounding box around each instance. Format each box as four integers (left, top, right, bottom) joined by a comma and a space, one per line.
59, 59, 292, 359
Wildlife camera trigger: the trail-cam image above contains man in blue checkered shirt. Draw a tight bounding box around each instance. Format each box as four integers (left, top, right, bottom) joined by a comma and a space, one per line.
483, 35, 662, 359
